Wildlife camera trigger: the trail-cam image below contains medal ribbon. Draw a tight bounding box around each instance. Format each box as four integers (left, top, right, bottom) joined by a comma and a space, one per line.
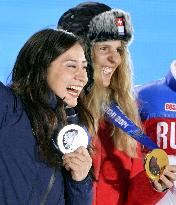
103, 102, 159, 150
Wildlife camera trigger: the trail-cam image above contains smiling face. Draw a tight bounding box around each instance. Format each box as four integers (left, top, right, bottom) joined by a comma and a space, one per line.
47, 43, 88, 107
93, 40, 122, 87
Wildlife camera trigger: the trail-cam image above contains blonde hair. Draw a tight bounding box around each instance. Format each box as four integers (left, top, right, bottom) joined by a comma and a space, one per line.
85, 41, 139, 158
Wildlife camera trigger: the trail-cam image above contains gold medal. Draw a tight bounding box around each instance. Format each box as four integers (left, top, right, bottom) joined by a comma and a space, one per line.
144, 149, 169, 181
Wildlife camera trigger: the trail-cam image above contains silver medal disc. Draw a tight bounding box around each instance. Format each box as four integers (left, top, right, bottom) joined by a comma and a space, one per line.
56, 124, 89, 154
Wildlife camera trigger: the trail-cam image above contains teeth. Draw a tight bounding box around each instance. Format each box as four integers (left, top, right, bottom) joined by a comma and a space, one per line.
68, 90, 78, 96
67, 85, 82, 91
102, 67, 113, 74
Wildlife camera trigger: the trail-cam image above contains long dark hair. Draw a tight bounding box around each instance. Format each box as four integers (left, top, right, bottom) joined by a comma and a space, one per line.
11, 29, 94, 167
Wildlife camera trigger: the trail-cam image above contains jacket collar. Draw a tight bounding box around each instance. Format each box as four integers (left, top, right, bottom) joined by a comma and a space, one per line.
48, 91, 58, 110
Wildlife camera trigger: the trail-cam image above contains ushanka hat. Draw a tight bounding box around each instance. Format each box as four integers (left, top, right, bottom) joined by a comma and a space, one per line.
58, 3, 133, 93
87, 9, 133, 44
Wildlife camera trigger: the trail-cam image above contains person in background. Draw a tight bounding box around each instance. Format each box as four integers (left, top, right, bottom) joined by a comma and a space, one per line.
0, 28, 94, 205
58, 2, 176, 205
136, 60, 176, 205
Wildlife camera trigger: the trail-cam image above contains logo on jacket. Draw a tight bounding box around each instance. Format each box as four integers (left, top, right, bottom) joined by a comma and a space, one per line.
165, 103, 176, 111
157, 121, 176, 152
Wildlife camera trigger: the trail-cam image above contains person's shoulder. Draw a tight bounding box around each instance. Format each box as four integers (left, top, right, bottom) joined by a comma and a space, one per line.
0, 81, 18, 103
0, 81, 22, 104
0, 81, 12, 95
0, 81, 13, 109
135, 78, 164, 95
0, 81, 23, 128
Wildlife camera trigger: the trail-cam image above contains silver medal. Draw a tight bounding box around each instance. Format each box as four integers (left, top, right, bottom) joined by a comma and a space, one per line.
56, 124, 89, 154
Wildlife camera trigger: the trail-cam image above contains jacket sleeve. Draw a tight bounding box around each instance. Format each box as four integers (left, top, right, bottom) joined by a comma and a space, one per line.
65, 172, 93, 205
0, 82, 39, 205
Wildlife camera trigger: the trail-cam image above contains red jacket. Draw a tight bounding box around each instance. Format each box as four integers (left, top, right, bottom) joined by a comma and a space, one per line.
92, 120, 165, 205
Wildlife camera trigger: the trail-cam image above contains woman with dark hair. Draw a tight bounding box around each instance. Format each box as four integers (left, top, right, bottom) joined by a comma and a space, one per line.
0, 28, 94, 205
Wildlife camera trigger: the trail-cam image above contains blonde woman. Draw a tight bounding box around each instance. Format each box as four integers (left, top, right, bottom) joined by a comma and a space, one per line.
58, 2, 176, 205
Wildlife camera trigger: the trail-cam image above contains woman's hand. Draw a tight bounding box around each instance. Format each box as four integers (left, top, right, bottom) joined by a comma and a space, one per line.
153, 165, 176, 191
62, 146, 92, 181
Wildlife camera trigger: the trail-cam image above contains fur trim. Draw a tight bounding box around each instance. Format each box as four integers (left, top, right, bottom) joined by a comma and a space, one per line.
88, 9, 133, 44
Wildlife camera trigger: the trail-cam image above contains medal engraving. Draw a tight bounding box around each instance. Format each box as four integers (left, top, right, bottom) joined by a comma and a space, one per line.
63, 129, 79, 150
149, 156, 161, 176
56, 124, 89, 154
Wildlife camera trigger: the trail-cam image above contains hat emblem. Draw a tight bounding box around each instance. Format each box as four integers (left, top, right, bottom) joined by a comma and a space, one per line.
116, 17, 125, 36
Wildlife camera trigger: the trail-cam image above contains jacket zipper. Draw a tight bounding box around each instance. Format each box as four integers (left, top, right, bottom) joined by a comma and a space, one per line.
40, 168, 57, 205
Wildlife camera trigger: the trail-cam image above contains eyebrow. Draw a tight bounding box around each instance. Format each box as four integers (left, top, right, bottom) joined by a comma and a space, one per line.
96, 44, 122, 48
64, 59, 87, 63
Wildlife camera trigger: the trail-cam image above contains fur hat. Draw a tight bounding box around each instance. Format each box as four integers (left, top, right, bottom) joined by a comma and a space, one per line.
58, 3, 133, 93
88, 9, 133, 44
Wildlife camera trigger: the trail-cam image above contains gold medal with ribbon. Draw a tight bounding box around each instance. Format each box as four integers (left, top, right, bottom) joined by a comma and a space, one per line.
103, 103, 169, 182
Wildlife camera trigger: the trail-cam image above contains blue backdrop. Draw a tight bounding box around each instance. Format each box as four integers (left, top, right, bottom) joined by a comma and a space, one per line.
0, 0, 176, 85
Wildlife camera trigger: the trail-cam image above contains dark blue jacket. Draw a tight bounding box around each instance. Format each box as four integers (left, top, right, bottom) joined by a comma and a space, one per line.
0, 81, 92, 205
